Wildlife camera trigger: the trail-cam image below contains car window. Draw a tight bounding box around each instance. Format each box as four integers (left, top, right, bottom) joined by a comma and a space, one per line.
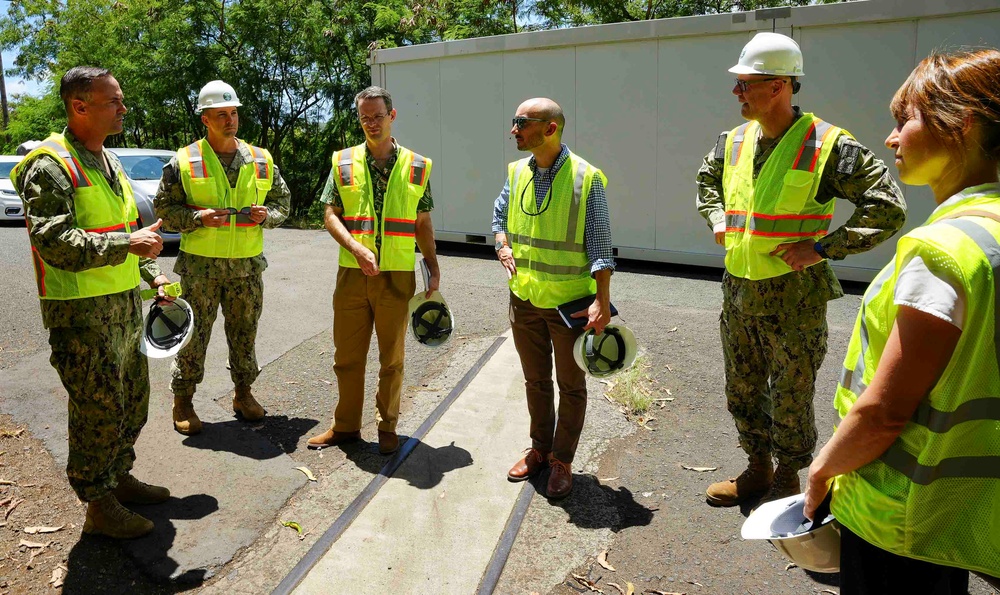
119, 155, 171, 180
0, 162, 17, 179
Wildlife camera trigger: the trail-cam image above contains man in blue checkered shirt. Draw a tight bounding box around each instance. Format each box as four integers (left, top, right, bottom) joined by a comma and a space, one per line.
492, 97, 615, 500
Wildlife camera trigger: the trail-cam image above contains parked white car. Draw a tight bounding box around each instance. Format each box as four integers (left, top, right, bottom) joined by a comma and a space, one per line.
108, 148, 179, 245
0, 155, 25, 221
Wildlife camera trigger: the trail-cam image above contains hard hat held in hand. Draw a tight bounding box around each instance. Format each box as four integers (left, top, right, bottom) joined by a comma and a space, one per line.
140, 298, 195, 359
197, 80, 242, 113
408, 291, 454, 347
573, 324, 638, 378
730, 32, 804, 77
741, 493, 840, 573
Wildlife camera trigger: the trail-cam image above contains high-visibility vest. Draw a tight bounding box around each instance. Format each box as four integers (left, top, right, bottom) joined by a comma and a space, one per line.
177, 138, 273, 258
331, 144, 431, 272
831, 190, 1000, 577
722, 113, 843, 280
506, 151, 603, 309
11, 133, 140, 300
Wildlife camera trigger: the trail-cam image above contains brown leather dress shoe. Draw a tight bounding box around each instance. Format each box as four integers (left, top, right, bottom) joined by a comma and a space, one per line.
307, 429, 361, 450
546, 457, 573, 499
507, 448, 549, 481
378, 430, 399, 455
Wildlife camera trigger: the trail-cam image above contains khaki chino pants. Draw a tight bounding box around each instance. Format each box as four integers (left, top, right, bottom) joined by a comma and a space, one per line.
331, 267, 415, 433
509, 292, 588, 463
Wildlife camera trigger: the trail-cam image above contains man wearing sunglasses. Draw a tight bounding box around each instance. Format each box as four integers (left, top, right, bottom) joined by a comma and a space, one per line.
307, 86, 439, 457
696, 32, 906, 508
492, 97, 614, 499
155, 80, 291, 435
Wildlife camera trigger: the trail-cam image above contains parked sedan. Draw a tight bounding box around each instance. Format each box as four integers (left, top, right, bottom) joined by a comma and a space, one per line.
0, 155, 25, 221
107, 148, 180, 245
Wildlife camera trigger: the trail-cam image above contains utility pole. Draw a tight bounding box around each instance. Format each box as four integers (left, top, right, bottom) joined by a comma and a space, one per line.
0, 52, 8, 129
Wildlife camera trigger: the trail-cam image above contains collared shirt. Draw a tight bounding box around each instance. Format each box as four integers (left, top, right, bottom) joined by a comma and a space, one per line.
319, 140, 434, 253
492, 144, 615, 275
696, 108, 907, 314
16, 128, 161, 328
154, 139, 291, 279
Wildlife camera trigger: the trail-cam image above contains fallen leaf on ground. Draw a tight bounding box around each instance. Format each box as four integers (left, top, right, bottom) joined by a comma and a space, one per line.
643, 590, 685, 595
572, 574, 605, 594
684, 580, 704, 587
23, 526, 64, 534
597, 549, 616, 571
285, 381, 299, 385
19, 539, 48, 549
625, 583, 635, 595
5, 497, 24, 519
280, 521, 303, 537
49, 564, 67, 588
607, 583, 626, 595
295, 466, 317, 481
820, 590, 838, 594
681, 465, 718, 472
320, 379, 331, 385
599, 476, 619, 482
0, 428, 25, 438
0, 479, 16, 485
667, 327, 678, 332
785, 562, 797, 570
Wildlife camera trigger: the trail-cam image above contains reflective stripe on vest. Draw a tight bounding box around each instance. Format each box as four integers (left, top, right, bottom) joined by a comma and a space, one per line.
36, 140, 93, 187
512, 159, 589, 274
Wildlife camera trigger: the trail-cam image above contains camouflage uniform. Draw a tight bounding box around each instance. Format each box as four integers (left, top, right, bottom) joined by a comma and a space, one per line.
696, 108, 906, 470
15, 129, 163, 502
154, 141, 290, 396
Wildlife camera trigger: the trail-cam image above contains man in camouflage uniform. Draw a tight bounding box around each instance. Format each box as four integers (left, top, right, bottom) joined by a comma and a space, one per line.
696, 33, 906, 506
13, 66, 175, 539
154, 80, 290, 435
307, 86, 440, 456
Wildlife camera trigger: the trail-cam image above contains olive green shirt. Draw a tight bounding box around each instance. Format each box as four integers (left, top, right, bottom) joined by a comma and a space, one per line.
320, 141, 434, 253
14, 128, 162, 329
154, 139, 291, 279
696, 109, 907, 315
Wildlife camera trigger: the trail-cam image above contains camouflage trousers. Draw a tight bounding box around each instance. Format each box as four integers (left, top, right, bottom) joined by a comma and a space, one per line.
720, 299, 827, 471
170, 274, 263, 396
48, 317, 149, 502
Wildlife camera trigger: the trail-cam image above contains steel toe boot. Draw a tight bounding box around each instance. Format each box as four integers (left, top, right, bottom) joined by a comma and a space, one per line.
172, 393, 202, 435
233, 385, 265, 421
113, 473, 170, 505
82, 494, 154, 539
705, 454, 774, 506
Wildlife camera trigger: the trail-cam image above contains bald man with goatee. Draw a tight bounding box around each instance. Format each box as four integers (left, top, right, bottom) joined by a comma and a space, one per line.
492, 98, 615, 500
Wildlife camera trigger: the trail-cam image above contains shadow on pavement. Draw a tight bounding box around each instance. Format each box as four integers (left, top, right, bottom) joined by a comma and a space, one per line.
182, 415, 320, 459
63, 494, 218, 594
530, 473, 655, 531
340, 437, 475, 490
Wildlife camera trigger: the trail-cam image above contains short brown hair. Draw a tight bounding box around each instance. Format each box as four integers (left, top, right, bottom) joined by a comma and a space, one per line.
891, 49, 1000, 161
355, 86, 392, 113
60, 66, 112, 113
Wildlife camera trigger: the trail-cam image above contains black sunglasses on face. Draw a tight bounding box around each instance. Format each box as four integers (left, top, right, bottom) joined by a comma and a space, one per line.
735, 78, 784, 92
512, 116, 550, 130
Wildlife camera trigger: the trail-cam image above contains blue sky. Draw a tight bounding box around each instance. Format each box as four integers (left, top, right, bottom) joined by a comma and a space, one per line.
1, 2, 43, 98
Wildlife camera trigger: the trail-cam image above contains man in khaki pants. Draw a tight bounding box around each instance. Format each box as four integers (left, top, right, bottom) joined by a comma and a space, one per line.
308, 86, 440, 455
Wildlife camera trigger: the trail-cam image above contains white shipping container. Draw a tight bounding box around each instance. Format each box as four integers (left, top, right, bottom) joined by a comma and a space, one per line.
370, 0, 1000, 281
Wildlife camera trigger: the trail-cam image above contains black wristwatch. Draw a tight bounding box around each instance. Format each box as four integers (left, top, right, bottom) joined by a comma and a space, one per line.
495, 240, 507, 251
814, 241, 830, 260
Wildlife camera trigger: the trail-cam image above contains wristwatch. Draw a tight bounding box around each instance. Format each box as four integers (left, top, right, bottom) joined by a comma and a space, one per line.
814, 241, 830, 260
495, 240, 507, 251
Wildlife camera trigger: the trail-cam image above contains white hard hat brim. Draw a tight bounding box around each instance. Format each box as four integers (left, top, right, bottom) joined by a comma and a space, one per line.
197, 100, 243, 113
140, 298, 195, 359
741, 493, 805, 540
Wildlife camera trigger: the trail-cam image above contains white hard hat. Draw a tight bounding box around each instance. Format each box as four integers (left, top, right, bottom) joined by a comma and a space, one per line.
196, 80, 242, 113
573, 324, 638, 378
741, 493, 840, 573
730, 32, 804, 77
140, 298, 195, 359
408, 290, 454, 347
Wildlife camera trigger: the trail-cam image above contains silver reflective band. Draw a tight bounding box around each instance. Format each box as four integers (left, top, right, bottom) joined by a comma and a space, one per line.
880, 444, 1000, 485
841, 264, 894, 396
911, 398, 1000, 433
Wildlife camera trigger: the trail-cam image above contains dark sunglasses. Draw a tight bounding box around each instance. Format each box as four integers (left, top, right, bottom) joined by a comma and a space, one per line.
734, 78, 785, 93
511, 116, 550, 130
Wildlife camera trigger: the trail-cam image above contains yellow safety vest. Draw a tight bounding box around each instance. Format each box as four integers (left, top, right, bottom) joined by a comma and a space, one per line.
177, 138, 273, 258
507, 151, 603, 309
831, 189, 1000, 578
11, 133, 140, 300
721, 114, 843, 280
331, 144, 431, 272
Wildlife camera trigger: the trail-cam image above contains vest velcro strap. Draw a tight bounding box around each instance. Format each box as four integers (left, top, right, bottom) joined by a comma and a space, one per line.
880, 442, 1000, 485
409, 154, 427, 186
39, 140, 92, 188
84, 222, 129, 233
730, 123, 750, 167
185, 142, 208, 179
911, 398, 1000, 433
511, 233, 581, 252
384, 217, 416, 237
344, 216, 374, 234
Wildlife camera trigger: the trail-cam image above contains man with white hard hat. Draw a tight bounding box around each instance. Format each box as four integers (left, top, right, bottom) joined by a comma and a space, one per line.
154, 79, 290, 435
696, 32, 906, 507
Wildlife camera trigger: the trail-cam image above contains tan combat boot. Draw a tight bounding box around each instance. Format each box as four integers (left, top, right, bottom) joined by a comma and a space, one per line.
757, 464, 801, 506
82, 494, 154, 539
233, 385, 265, 421
172, 393, 202, 435
113, 473, 170, 505
706, 454, 774, 507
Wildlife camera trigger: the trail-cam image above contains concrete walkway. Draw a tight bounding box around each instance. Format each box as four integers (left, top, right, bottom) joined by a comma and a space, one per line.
291, 329, 532, 595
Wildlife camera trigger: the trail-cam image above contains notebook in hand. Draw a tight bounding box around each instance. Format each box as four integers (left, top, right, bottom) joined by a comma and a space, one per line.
557, 294, 618, 328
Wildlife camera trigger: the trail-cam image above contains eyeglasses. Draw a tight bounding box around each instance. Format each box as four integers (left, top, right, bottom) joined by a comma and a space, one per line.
734, 78, 784, 93
359, 113, 389, 126
511, 116, 550, 130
